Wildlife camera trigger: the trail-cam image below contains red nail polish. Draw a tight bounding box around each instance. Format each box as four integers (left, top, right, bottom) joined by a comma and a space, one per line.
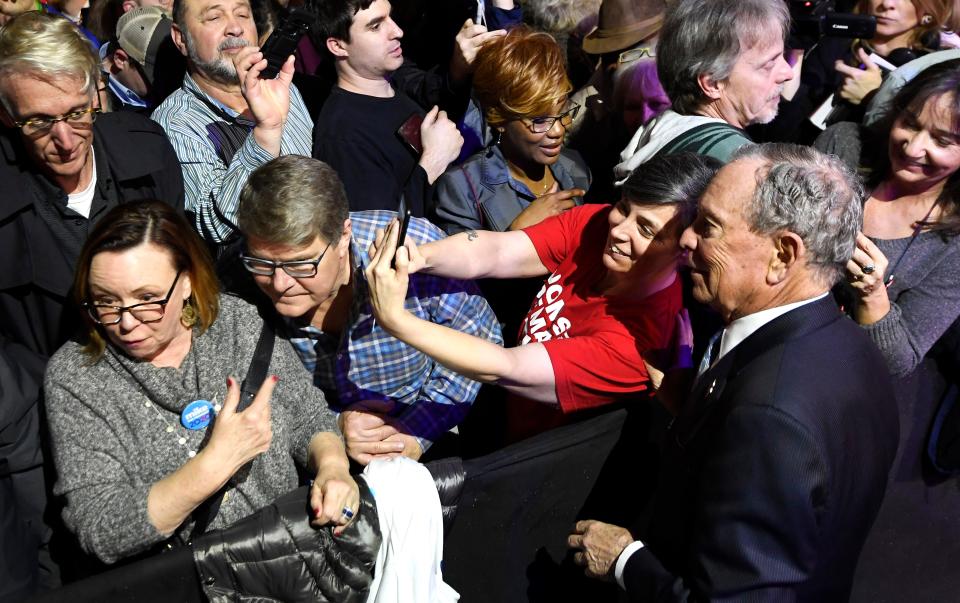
271, 375, 279, 383
226, 376, 234, 387
313, 507, 320, 518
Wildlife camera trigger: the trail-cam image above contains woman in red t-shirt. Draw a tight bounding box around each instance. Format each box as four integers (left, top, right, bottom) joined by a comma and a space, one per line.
366, 153, 720, 440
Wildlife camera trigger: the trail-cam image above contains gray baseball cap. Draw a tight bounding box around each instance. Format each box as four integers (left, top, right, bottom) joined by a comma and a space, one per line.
116, 6, 172, 85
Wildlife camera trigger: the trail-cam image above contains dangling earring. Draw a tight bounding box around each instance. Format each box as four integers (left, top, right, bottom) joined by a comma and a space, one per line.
181, 297, 198, 328
493, 128, 503, 145
922, 14, 933, 25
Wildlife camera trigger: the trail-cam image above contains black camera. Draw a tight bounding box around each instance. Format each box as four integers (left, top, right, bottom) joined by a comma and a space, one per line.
790, 0, 877, 49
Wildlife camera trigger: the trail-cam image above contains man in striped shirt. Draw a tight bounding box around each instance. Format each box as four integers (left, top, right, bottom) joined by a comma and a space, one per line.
153, 0, 313, 248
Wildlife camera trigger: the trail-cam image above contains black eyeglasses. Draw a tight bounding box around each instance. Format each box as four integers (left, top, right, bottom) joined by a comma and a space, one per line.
84, 270, 183, 326
523, 104, 581, 134
240, 243, 332, 278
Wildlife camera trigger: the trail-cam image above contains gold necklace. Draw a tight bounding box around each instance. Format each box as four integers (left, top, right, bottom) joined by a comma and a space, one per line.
533, 174, 556, 197
510, 166, 555, 197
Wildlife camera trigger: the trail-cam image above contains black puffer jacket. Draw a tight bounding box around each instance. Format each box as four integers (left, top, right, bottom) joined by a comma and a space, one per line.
192, 480, 381, 602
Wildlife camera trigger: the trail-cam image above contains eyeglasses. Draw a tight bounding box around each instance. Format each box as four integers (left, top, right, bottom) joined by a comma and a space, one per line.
13, 106, 101, 137
523, 104, 581, 134
84, 270, 183, 326
240, 243, 332, 278
600, 46, 655, 68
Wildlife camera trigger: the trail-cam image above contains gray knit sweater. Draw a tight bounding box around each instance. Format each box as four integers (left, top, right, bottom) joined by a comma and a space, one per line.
817, 122, 960, 377
44, 295, 339, 563
864, 233, 960, 377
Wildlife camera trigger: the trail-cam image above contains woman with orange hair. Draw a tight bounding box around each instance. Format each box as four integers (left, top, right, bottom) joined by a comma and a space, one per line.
431, 26, 591, 234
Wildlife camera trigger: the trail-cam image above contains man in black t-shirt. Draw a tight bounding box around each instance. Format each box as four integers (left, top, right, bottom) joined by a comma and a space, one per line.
307, 0, 463, 216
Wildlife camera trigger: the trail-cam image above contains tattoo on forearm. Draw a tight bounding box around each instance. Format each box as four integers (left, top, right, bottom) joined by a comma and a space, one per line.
467, 230, 478, 241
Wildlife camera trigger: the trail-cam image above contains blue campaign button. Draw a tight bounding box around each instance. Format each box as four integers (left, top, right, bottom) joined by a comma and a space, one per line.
181, 400, 215, 430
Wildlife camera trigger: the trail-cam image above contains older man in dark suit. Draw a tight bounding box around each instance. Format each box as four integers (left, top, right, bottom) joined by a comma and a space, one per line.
568, 143, 899, 601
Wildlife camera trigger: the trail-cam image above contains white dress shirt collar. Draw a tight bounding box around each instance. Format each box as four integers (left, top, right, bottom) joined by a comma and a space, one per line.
716, 292, 829, 362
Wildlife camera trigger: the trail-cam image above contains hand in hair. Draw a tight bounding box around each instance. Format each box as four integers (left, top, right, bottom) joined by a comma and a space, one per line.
508, 188, 584, 231
450, 18, 507, 84
835, 48, 883, 106
846, 231, 891, 326
233, 47, 295, 156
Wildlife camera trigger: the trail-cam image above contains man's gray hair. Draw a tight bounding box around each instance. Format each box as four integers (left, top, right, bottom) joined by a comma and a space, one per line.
733, 143, 864, 286
657, 0, 789, 115
237, 155, 350, 248
0, 12, 101, 108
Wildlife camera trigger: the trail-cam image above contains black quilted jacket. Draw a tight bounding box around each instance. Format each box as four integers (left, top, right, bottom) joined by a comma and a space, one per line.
192, 480, 381, 602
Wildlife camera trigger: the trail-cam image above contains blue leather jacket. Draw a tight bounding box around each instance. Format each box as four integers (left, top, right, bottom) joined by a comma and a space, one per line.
431, 144, 591, 234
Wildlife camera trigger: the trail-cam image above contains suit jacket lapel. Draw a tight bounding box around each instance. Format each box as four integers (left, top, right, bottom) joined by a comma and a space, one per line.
672, 296, 843, 448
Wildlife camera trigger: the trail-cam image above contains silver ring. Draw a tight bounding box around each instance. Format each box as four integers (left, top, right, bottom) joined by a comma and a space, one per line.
862, 264, 875, 275
341, 506, 354, 520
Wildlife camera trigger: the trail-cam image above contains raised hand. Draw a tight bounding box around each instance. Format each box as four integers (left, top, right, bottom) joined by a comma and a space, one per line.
846, 231, 891, 325
419, 106, 464, 183
365, 218, 414, 331
368, 224, 427, 274
835, 48, 882, 106
450, 18, 506, 83
205, 375, 275, 475
233, 47, 295, 155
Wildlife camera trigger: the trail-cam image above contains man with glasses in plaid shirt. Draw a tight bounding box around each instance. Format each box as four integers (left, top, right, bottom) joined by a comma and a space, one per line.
0, 11, 183, 599
234, 155, 501, 465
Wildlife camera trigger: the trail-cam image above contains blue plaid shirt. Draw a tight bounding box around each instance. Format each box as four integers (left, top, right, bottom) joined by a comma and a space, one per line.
285, 211, 502, 451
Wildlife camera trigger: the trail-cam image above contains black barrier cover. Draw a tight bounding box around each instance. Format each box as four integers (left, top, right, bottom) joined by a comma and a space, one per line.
442, 404, 667, 601
27, 547, 203, 603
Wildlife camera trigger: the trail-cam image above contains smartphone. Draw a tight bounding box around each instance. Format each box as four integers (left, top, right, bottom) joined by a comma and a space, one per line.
258, 8, 312, 79
392, 200, 412, 269
396, 112, 424, 156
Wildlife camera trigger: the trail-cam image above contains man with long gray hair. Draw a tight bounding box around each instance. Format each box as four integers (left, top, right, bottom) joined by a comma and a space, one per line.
614, 0, 796, 179
570, 144, 899, 601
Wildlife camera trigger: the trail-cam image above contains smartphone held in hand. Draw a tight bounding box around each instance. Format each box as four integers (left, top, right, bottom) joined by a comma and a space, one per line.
258, 8, 312, 79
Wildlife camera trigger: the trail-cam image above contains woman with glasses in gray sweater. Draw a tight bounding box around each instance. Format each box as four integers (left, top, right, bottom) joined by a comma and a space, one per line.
44, 201, 358, 564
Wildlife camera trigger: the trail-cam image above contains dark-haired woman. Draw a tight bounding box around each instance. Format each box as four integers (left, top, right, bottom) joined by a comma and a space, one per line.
370, 153, 720, 441
816, 57, 960, 601
831, 58, 960, 375
44, 201, 357, 564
